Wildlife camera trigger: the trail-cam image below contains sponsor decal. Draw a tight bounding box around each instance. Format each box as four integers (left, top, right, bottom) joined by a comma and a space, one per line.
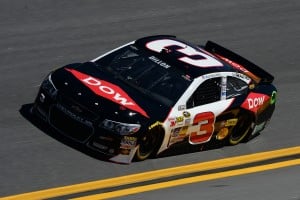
214, 54, 261, 83
120, 136, 137, 149
56, 104, 92, 127
232, 72, 251, 82
168, 118, 176, 127
225, 118, 238, 127
270, 91, 277, 104
202, 73, 221, 80
184, 118, 191, 125
176, 116, 184, 122
179, 126, 189, 136
148, 121, 162, 130
176, 116, 184, 126
183, 111, 191, 118
216, 54, 249, 73
169, 126, 188, 146
66, 69, 149, 118
241, 92, 270, 113
171, 128, 181, 137
221, 76, 227, 100
148, 56, 171, 69
178, 105, 186, 111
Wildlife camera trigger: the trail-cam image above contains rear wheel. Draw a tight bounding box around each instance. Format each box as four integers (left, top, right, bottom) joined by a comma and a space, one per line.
228, 112, 253, 145
134, 127, 164, 161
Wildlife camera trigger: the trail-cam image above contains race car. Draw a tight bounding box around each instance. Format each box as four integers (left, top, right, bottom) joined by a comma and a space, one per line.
32, 35, 277, 164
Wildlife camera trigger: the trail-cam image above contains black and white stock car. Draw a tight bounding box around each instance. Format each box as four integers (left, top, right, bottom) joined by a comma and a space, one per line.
33, 35, 277, 164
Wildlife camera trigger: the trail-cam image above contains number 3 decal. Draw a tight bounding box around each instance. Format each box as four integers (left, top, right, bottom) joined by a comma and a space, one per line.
189, 112, 215, 144
146, 39, 223, 68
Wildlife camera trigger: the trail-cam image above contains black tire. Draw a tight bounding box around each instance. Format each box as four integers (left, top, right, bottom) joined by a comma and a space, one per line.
134, 127, 164, 161
228, 112, 253, 145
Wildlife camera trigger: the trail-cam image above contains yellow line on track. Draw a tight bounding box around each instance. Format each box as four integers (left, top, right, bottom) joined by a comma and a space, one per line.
72, 158, 300, 200
1, 146, 300, 200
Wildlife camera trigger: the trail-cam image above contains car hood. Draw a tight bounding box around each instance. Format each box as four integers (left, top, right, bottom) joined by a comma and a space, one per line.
51, 62, 171, 125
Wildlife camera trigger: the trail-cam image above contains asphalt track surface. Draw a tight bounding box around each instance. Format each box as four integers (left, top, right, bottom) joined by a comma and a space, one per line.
0, 0, 300, 199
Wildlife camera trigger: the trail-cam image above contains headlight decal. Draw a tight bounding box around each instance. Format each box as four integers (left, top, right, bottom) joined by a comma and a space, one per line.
100, 119, 141, 135
41, 73, 57, 97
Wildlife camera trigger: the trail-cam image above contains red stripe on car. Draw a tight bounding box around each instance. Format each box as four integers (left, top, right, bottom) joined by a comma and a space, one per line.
66, 68, 149, 118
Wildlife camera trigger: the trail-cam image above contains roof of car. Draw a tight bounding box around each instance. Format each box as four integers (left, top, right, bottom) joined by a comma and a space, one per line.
134, 35, 235, 79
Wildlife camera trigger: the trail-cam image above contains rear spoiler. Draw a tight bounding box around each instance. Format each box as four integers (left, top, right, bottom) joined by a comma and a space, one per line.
204, 41, 274, 83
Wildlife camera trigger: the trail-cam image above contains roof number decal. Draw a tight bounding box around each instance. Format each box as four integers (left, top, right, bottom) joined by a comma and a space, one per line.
146, 39, 224, 68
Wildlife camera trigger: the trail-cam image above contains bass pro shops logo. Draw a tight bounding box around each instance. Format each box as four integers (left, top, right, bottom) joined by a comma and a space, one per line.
241, 92, 270, 113
66, 69, 149, 118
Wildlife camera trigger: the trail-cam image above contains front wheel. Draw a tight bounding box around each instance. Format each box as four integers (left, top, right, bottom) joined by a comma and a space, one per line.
134, 128, 164, 161
228, 112, 253, 145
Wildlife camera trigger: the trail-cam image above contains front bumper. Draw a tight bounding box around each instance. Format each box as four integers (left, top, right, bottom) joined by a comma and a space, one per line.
33, 88, 138, 164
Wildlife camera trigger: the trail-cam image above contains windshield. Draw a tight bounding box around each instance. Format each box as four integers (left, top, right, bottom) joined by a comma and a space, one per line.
95, 45, 191, 106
